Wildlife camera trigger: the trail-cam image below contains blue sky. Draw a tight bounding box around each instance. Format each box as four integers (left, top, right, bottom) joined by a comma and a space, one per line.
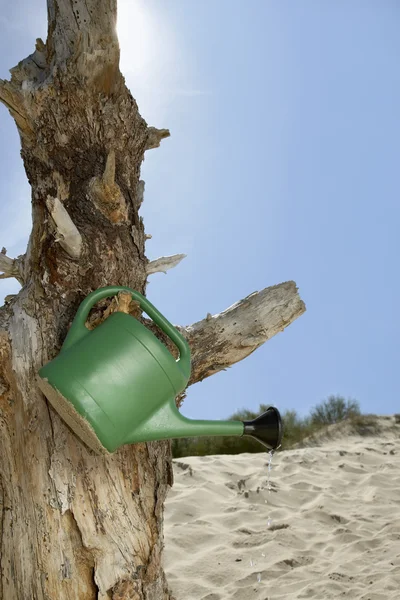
0, 1, 399, 420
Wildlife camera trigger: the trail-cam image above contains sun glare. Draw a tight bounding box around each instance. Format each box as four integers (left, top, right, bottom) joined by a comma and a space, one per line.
117, 0, 173, 79
116, 0, 194, 123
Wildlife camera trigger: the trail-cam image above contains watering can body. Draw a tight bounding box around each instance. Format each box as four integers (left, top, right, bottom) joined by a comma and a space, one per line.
38, 286, 282, 454
38, 286, 194, 453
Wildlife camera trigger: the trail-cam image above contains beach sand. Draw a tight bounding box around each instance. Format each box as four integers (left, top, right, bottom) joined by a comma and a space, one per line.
164, 416, 400, 599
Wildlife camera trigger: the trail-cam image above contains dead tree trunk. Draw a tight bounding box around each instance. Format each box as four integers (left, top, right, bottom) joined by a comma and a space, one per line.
0, 2, 305, 598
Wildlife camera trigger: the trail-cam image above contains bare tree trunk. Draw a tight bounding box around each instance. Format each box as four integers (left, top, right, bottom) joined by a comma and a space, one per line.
0, 2, 305, 598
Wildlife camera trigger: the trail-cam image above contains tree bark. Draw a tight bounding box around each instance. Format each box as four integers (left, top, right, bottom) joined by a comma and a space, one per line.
0, 2, 305, 598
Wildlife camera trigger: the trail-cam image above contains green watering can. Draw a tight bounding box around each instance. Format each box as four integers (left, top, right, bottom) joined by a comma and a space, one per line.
37, 286, 282, 454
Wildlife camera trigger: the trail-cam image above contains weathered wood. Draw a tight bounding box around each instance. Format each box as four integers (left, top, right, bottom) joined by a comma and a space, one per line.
184, 281, 306, 383
0, 1, 305, 599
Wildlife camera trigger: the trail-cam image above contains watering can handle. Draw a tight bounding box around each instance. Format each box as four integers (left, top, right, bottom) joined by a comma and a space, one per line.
61, 286, 191, 377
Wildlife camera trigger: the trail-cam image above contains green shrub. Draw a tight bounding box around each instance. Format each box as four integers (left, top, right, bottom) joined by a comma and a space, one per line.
280, 410, 317, 449
310, 395, 360, 426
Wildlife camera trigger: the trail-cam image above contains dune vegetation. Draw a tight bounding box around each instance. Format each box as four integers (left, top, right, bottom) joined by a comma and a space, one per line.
172, 395, 380, 457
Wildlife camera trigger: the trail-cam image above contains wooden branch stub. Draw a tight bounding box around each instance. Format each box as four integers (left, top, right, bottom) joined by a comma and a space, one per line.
102, 149, 116, 187
89, 150, 128, 224
0, 38, 47, 141
184, 280, 306, 384
0, 253, 14, 274
45, 196, 83, 259
0, 79, 32, 137
145, 127, 170, 151
86, 291, 142, 330
4, 294, 17, 304
116, 292, 132, 314
0, 252, 25, 284
146, 254, 187, 275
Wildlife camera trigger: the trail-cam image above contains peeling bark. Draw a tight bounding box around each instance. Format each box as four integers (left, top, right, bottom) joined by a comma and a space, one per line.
45, 196, 83, 259
0, 1, 305, 599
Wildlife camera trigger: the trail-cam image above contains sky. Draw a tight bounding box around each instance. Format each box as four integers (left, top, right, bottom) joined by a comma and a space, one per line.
0, 0, 399, 421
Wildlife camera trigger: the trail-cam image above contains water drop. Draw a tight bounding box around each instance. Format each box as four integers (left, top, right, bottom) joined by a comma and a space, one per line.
257, 573, 262, 583
265, 450, 274, 528
261, 553, 266, 558
266, 450, 274, 492
249, 559, 254, 567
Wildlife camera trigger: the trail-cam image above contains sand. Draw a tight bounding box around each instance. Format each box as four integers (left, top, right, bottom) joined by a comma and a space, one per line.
164, 416, 400, 600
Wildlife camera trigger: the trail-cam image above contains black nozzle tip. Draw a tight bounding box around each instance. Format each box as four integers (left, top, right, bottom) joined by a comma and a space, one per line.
242, 406, 282, 451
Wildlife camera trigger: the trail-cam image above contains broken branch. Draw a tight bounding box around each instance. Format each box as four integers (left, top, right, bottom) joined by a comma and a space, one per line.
45, 197, 83, 259
0, 79, 31, 136
146, 254, 187, 275
89, 150, 128, 224
145, 127, 170, 150
0, 249, 24, 284
184, 281, 306, 384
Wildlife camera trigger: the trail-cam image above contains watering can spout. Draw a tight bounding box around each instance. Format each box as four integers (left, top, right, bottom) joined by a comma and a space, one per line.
124, 402, 282, 452
124, 399, 244, 445
242, 406, 282, 451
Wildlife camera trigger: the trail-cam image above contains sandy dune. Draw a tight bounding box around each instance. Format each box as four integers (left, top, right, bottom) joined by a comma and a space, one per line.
164, 416, 400, 600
